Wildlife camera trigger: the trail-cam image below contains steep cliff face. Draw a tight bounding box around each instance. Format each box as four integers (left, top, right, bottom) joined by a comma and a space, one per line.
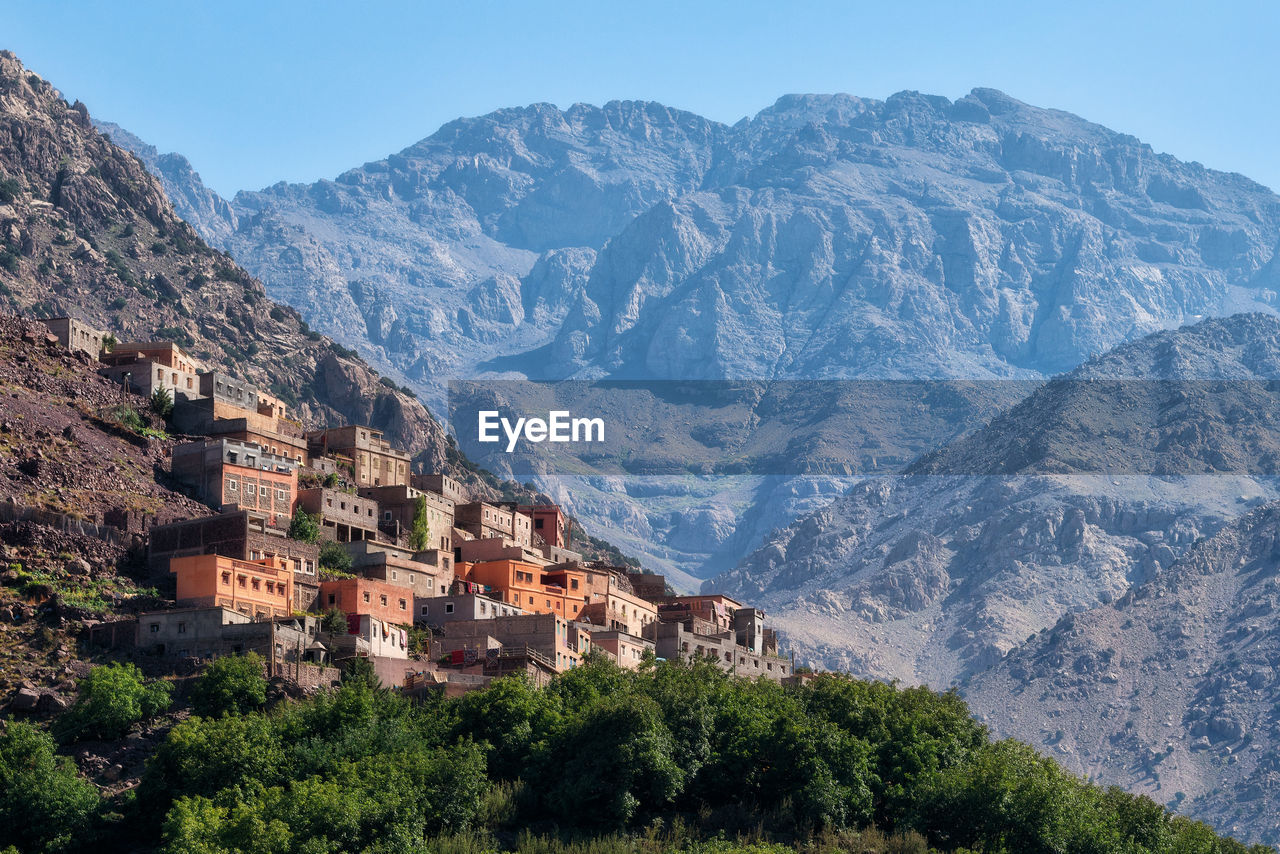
963, 502, 1280, 846
0, 52, 452, 471
709, 315, 1280, 684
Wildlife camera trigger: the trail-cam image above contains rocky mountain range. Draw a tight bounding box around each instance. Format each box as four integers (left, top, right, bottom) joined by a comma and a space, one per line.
98, 85, 1280, 589
709, 314, 1280, 842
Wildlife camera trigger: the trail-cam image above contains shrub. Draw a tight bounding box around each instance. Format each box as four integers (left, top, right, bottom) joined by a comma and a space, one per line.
109, 405, 145, 433
150, 387, 174, 419
0, 177, 21, 204
0, 721, 98, 853
319, 541, 352, 574
287, 507, 321, 544
190, 654, 268, 717
54, 662, 171, 742
409, 495, 431, 551
321, 608, 347, 634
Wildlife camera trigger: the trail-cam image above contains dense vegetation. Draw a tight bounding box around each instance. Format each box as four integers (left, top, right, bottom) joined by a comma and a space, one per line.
1, 657, 1269, 854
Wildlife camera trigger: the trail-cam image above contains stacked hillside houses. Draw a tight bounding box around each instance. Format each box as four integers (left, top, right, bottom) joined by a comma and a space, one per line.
48, 317, 796, 693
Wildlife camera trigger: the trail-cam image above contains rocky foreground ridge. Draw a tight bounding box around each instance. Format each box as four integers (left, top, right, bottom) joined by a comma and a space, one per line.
0, 51, 454, 472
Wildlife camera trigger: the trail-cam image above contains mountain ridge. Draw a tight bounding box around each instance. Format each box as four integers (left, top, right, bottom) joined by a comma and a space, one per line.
99, 80, 1280, 590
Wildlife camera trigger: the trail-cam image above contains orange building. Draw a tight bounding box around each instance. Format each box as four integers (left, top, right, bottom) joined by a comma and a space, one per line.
171, 554, 293, 619
459, 559, 589, 620
319, 577, 413, 625
518, 504, 570, 548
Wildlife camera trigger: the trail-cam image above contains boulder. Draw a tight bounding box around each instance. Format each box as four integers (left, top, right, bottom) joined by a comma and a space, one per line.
9, 687, 40, 712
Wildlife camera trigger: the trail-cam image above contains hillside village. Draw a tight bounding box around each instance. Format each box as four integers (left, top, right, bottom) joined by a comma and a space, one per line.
17, 314, 796, 701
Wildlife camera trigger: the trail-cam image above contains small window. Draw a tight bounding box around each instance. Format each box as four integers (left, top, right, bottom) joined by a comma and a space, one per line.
398, 599, 406, 610
380, 595, 388, 606
362, 592, 370, 603
328, 594, 336, 605
420, 604, 428, 616
149, 623, 160, 633
445, 602, 454, 614
228, 480, 238, 492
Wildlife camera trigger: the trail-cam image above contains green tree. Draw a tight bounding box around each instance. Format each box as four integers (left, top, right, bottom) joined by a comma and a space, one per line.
287, 507, 320, 544
54, 662, 171, 742
452, 674, 562, 782
0, 722, 99, 853
139, 713, 284, 822
150, 387, 174, 418
159, 742, 487, 854
409, 495, 431, 551
318, 540, 352, 574
321, 607, 347, 634
541, 694, 684, 827
190, 653, 268, 717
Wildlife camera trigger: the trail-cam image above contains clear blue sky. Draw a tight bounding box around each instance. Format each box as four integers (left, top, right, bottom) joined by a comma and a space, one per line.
5, 1, 1277, 197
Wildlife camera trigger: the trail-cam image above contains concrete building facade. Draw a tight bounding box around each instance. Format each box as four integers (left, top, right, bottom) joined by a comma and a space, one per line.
587, 629, 654, 670
358, 484, 454, 552
417, 592, 525, 626
319, 577, 414, 626
437, 612, 584, 673
146, 509, 319, 584
296, 487, 380, 543
171, 439, 298, 525
99, 341, 204, 399
44, 316, 105, 357
307, 425, 410, 487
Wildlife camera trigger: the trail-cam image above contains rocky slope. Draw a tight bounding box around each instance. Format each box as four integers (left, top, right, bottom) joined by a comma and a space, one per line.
0, 312, 204, 725
0, 51, 453, 471
710, 315, 1280, 684
964, 501, 1280, 845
